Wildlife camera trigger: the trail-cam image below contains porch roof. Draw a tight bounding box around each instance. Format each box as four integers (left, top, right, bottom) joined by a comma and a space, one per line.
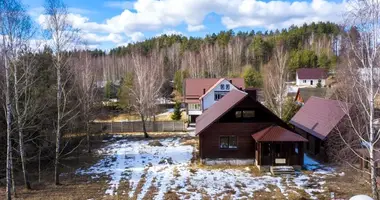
251, 126, 308, 142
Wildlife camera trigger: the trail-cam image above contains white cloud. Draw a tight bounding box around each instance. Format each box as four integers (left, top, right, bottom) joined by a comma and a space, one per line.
156, 29, 184, 37
221, 0, 345, 29
82, 33, 124, 44
104, 1, 135, 9
35, 0, 346, 49
129, 32, 145, 42
187, 24, 206, 32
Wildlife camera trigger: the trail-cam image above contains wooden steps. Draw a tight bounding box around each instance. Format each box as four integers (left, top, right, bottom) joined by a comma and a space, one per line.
270, 166, 295, 176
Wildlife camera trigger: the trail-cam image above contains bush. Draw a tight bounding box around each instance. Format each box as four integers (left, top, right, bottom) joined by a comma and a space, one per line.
316, 82, 322, 88
171, 102, 182, 121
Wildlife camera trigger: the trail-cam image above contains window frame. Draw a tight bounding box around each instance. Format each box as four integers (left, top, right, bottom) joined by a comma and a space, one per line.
220, 84, 225, 90
226, 84, 230, 90
219, 135, 238, 150
303, 80, 307, 83
243, 110, 255, 118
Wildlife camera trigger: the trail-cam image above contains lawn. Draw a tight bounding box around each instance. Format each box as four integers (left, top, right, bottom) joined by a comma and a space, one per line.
2, 132, 372, 200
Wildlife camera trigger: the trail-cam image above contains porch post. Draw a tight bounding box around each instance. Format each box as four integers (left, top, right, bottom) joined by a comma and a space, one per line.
257, 142, 261, 165
299, 142, 304, 166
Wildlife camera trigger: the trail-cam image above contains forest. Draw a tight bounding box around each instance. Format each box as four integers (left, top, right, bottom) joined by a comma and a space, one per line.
3, 0, 380, 198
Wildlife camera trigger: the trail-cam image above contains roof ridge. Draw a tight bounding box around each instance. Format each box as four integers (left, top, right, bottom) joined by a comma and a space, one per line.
257, 125, 273, 140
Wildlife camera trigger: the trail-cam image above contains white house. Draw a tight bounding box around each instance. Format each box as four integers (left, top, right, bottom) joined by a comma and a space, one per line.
199, 79, 240, 111
296, 68, 328, 87
184, 78, 245, 124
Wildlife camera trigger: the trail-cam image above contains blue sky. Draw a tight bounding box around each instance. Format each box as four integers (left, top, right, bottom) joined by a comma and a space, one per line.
22, 0, 346, 50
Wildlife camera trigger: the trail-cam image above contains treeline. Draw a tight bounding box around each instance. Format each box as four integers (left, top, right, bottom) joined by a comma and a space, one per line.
101, 22, 340, 84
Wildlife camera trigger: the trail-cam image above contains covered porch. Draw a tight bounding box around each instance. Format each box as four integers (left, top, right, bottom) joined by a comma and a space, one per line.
252, 126, 307, 168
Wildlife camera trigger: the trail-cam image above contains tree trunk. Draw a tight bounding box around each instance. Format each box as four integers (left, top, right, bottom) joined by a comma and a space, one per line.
18, 130, 31, 189
55, 65, 62, 186
5, 57, 12, 200
140, 113, 149, 138
370, 148, 379, 200
86, 120, 91, 153
13, 61, 31, 190
11, 157, 16, 198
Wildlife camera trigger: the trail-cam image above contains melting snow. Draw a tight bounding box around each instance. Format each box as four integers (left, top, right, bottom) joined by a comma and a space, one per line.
78, 137, 338, 199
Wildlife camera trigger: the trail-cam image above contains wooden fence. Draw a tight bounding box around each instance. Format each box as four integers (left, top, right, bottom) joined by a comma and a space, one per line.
90, 121, 186, 133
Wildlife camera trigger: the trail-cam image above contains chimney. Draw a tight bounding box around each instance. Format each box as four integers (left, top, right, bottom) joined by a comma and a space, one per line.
245, 88, 257, 101
203, 88, 206, 94
229, 79, 232, 84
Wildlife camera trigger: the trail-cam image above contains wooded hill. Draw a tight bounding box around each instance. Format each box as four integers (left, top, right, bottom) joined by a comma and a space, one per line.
95, 22, 340, 84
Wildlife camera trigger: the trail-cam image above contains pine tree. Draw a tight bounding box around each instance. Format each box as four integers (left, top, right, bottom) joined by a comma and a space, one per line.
171, 102, 182, 121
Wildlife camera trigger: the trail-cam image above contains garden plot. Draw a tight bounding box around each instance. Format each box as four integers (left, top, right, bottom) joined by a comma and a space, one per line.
77, 136, 341, 199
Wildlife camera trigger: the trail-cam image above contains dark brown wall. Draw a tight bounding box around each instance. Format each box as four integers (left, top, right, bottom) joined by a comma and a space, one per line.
295, 126, 328, 162
200, 123, 271, 159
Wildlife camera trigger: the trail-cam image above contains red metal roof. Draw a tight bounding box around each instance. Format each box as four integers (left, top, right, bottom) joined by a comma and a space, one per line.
296, 68, 328, 79
185, 78, 244, 98
251, 126, 307, 142
290, 97, 351, 140
196, 89, 247, 135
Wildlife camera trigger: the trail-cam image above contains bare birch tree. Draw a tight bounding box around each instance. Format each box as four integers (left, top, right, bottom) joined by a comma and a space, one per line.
131, 50, 164, 138
334, 0, 380, 198
76, 50, 97, 153
264, 40, 289, 119
0, 0, 34, 197
43, 0, 80, 185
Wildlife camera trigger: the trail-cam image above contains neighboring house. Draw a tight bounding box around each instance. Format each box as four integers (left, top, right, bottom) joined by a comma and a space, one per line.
290, 97, 351, 161
196, 89, 307, 169
296, 68, 328, 87
184, 78, 244, 124
294, 88, 335, 104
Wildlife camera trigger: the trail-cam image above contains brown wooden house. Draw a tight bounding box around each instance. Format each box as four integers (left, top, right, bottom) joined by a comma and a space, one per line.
196, 89, 307, 168
290, 97, 352, 161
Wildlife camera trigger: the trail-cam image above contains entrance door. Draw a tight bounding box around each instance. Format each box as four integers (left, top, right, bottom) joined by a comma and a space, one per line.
273, 143, 287, 166
310, 80, 314, 85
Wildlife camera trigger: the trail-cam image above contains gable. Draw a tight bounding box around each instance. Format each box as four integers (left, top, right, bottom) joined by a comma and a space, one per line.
196, 90, 291, 136
185, 78, 244, 98
290, 97, 351, 140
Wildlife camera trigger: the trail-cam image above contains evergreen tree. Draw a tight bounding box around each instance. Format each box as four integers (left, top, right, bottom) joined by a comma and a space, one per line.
242, 65, 263, 88
104, 81, 112, 99
171, 102, 182, 121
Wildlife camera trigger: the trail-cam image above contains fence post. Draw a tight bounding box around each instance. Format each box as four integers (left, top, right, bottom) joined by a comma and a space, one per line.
111, 121, 113, 133
121, 121, 123, 133
173, 121, 175, 131
132, 122, 134, 132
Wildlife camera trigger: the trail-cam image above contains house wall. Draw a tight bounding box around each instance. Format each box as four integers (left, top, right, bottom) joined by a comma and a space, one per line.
296, 77, 326, 87
202, 80, 238, 111
200, 123, 271, 159
294, 126, 328, 162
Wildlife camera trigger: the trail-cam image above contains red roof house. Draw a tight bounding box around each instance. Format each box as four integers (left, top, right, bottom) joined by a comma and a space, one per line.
290, 97, 351, 161
184, 78, 244, 124
296, 68, 328, 87
196, 89, 307, 168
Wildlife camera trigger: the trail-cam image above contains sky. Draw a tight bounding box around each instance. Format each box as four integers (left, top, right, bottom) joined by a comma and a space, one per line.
22, 0, 347, 50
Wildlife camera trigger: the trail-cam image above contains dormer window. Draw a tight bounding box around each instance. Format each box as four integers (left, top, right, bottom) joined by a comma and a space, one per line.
226, 84, 230, 90
221, 84, 225, 90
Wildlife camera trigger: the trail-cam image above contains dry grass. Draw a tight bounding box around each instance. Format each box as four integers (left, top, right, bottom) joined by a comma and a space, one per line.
95, 110, 188, 123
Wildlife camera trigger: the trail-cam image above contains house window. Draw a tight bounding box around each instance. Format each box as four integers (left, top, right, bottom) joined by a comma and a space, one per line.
310, 80, 314, 85
235, 110, 255, 119
214, 91, 228, 101
220, 136, 237, 149
221, 84, 225, 90
263, 143, 271, 156
243, 110, 255, 118
235, 111, 242, 118
226, 84, 230, 90
303, 80, 307, 83
189, 103, 200, 110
